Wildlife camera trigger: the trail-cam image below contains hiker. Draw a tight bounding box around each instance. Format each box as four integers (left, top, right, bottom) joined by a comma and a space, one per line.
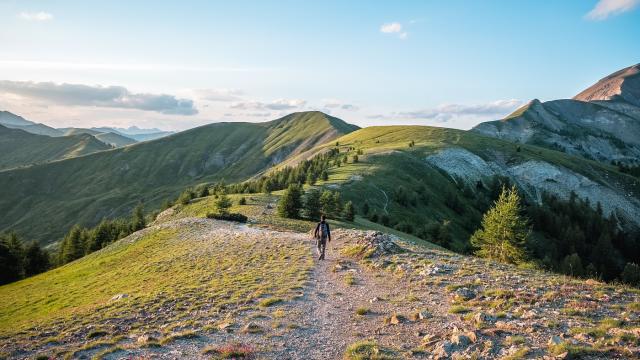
313, 214, 331, 260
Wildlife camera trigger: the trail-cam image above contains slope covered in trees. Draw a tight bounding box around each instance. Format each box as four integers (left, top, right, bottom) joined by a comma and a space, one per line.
0, 112, 358, 244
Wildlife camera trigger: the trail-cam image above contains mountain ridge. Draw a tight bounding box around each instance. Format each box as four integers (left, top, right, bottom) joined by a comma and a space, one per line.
0, 111, 358, 244
472, 63, 640, 165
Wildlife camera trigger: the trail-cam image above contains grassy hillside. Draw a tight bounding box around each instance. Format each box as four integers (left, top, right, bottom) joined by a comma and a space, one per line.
2, 191, 639, 359
0, 125, 110, 170
62, 128, 138, 147
0, 217, 313, 359
0, 111, 357, 244
276, 126, 640, 252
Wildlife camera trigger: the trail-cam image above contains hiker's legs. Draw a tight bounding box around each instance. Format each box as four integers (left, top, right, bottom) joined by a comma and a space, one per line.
317, 238, 326, 260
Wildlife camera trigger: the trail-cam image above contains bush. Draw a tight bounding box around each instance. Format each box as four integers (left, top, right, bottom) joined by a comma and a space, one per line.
622, 263, 640, 286
238, 197, 247, 205
206, 213, 248, 223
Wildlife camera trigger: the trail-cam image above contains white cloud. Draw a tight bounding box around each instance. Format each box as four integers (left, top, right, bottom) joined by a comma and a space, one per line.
18, 11, 53, 21
380, 22, 402, 33
323, 99, 359, 111
0, 80, 197, 115
380, 22, 408, 39
191, 88, 244, 102
230, 98, 306, 111
586, 0, 639, 20
394, 99, 523, 122
0, 60, 269, 73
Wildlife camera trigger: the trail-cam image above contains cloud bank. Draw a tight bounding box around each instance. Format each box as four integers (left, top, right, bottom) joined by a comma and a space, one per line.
390, 99, 523, 122
586, 0, 639, 20
230, 98, 306, 111
18, 12, 53, 21
0, 80, 197, 115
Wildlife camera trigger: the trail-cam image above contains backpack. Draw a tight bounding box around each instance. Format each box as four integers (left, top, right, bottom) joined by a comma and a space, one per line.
319, 222, 329, 240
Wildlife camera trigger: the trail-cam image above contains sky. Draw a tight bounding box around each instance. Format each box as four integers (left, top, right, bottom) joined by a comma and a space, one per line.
0, 0, 639, 132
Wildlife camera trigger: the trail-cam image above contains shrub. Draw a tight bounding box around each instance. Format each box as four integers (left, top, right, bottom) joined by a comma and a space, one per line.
622, 263, 640, 285
238, 197, 247, 205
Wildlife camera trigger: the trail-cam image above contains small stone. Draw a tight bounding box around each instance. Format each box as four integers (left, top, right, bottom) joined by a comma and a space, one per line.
548, 335, 563, 346
465, 331, 478, 343
137, 334, 156, 344
110, 293, 129, 301
218, 321, 233, 331
450, 333, 470, 347
455, 288, 476, 301
241, 322, 262, 334
369, 297, 381, 303
433, 341, 454, 359
389, 313, 402, 325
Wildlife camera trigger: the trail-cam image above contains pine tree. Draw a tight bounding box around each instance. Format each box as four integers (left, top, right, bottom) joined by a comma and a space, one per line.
343, 201, 355, 221
277, 184, 303, 218
353, 155, 359, 163
131, 204, 146, 232
306, 171, 316, 185
470, 186, 529, 264
320, 190, 336, 217
362, 202, 370, 215
198, 185, 210, 198
333, 192, 343, 215
561, 253, 584, 277
0, 233, 22, 284
622, 263, 640, 285
88, 220, 112, 252
321, 170, 329, 181
303, 188, 322, 220
23, 242, 50, 277
59, 225, 86, 265
216, 194, 233, 215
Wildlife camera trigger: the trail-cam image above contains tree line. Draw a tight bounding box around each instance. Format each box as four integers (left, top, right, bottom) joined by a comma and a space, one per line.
277, 184, 354, 221
0, 204, 146, 285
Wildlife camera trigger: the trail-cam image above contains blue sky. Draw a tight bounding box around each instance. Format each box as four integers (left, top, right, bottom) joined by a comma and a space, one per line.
0, 0, 639, 131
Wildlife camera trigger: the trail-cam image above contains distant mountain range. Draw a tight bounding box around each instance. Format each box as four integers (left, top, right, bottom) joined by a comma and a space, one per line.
0, 111, 359, 243
0, 112, 175, 149
472, 63, 640, 165
0, 64, 639, 246
0, 125, 111, 170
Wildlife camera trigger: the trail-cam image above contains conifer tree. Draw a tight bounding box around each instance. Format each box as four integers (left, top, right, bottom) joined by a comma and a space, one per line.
199, 185, 210, 198
23, 242, 50, 277
277, 184, 303, 218
59, 225, 86, 265
216, 193, 233, 215
470, 186, 529, 264
303, 188, 322, 219
320, 190, 336, 216
343, 201, 355, 221
131, 204, 146, 232
0, 233, 22, 284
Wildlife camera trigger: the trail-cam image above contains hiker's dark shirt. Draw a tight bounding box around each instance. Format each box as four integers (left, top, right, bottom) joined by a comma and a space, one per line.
314, 221, 331, 240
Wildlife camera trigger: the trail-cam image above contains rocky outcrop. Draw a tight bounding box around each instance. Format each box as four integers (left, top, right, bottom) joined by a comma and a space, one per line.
472, 64, 640, 165
425, 147, 640, 226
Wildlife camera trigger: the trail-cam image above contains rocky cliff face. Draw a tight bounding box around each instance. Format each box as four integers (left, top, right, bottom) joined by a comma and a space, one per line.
574, 63, 640, 107
472, 64, 640, 165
